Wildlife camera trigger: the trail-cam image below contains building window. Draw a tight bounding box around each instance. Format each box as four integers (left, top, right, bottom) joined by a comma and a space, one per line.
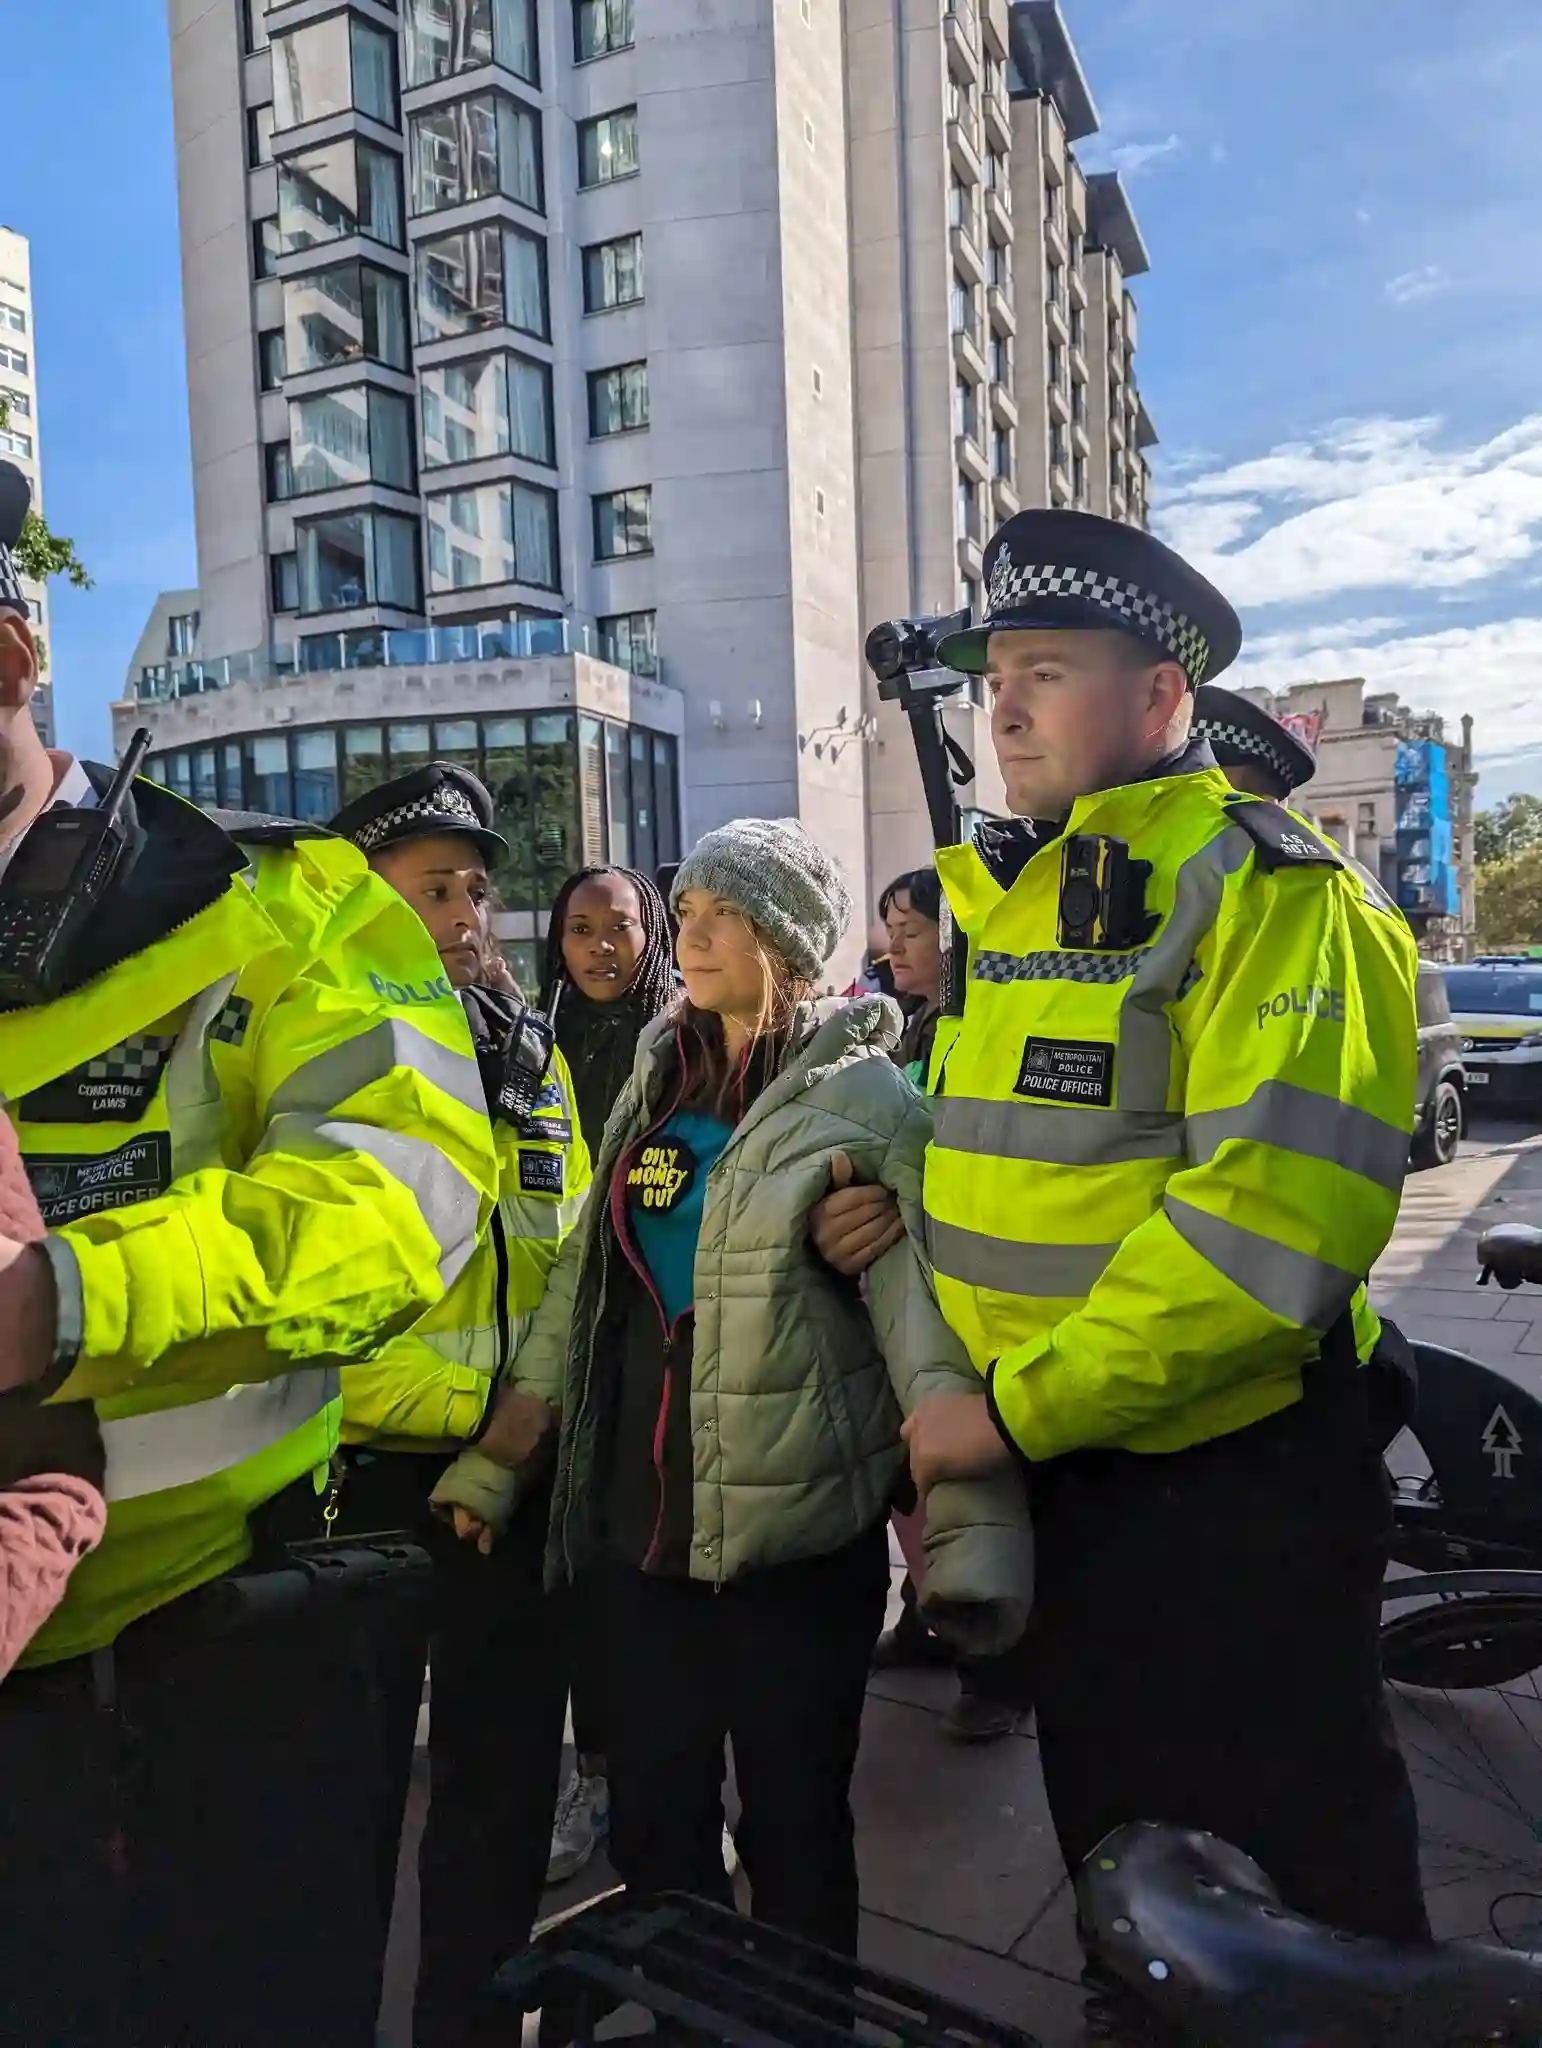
986, 241, 1009, 290
582, 231, 643, 312
1047, 341, 1063, 388
0, 345, 27, 376
288, 387, 416, 495
420, 350, 553, 466
253, 216, 281, 279
957, 476, 980, 543
278, 141, 405, 254
273, 13, 399, 130
272, 551, 301, 612
1, 386, 30, 418
247, 103, 275, 167
424, 480, 558, 590
1050, 423, 1068, 472
411, 92, 542, 216
950, 280, 978, 344
0, 304, 27, 336
578, 107, 638, 188
0, 426, 31, 460
598, 609, 656, 676
296, 509, 422, 611
1071, 379, 1086, 427
588, 360, 648, 436
1070, 305, 1084, 349
1046, 261, 1063, 310
244, 0, 270, 52
259, 329, 287, 390
405, 0, 538, 87
575, 0, 633, 59
167, 612, 200, 657
593, 485, 652, 559
284, 261, 410, 373
415, 222, 549, 341
992, 425, 1012, 478
990, 333, 1011, 383
954, 376, 978, 443
266, 441, 294, 501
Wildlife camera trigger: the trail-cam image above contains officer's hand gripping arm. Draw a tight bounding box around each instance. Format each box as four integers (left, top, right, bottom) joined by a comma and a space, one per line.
988, 865, 1418, 1462
865, 1095, 1034, 1654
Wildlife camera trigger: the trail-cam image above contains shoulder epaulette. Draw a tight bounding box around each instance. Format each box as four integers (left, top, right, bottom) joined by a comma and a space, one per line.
1223, 798, 1342, 872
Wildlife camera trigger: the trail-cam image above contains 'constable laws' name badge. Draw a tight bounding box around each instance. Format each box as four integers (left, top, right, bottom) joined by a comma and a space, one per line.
1013, 1036, 1114, 1107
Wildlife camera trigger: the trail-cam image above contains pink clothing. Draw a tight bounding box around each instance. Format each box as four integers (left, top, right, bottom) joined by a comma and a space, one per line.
0, 1475, 107, 1679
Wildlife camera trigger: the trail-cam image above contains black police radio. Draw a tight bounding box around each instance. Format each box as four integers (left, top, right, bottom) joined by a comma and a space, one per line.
0, 727, 154, 1007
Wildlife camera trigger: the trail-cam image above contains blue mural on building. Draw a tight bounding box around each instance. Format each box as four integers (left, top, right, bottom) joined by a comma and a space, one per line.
1394, 739, 1459, 917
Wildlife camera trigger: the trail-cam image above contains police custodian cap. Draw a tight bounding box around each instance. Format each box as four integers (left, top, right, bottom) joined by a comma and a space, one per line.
1194, 684, 1317, 793
0, 461, 32, 617
936, 508, 1242, 687
330, 761, 509, 863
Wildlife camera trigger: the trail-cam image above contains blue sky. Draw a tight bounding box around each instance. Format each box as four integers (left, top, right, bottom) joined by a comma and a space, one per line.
7, 0, 1542, 797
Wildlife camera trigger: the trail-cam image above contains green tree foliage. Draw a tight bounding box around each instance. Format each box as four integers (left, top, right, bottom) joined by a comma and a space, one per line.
1476, 845, 1542, 949
1475, 792, 1542, 868
0, 395, 92, 597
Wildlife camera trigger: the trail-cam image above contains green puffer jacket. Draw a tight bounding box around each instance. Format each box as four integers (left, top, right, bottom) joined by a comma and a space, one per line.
433, 996, 1033, 1654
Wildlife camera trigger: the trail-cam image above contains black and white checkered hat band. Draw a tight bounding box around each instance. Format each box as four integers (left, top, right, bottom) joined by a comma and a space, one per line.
354, 785, 483, 853
985, 559, 1212, 684
1197, 718, 1296, 788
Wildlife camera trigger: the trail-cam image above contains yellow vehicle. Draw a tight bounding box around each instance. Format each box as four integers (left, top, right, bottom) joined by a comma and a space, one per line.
1442, 958, 1542, 1114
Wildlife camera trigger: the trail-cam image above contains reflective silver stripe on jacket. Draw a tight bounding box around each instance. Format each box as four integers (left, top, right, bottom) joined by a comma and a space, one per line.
255, 1116, 483, 1282
934, 1097, 1185, 1168
1115, 824, 1254, 1112
269, 1018, 487, 1122
1164, 1195, 1360, 1330
100, 1367, 337, 1504
1185, 1080, 1409, 1193
926, 1216, 1117, 1297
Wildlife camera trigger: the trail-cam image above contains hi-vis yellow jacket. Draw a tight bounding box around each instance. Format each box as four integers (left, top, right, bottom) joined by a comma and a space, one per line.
340, 1048, 592, 1450
927, 753, 1419, 1464
2, 794, 497, 1664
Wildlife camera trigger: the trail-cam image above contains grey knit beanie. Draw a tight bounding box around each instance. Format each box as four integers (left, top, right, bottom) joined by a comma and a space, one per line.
671, 818, 853, 979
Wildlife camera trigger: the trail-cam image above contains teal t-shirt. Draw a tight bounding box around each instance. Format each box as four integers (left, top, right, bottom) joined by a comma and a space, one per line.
626, 1108, 733, 1325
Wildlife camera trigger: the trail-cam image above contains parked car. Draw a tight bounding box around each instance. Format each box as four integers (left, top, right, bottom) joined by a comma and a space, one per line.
1440, 958, 1542, 1119
1413, 963, 1467, 1167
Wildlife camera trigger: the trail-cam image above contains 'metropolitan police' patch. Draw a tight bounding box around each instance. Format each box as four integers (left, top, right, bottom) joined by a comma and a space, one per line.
1013, 1037, 1114, 1106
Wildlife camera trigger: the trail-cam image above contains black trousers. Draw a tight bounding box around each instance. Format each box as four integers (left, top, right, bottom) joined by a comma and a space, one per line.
0, 1587, 392, 2046
1030, 1370, 1430, 1946
335, 1450, 572, 2048
597, 1525, 891, 1957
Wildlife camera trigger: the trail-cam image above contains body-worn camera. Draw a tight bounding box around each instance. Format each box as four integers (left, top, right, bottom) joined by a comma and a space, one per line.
1058, 834, 1159, 952
0, 728, 153, 1007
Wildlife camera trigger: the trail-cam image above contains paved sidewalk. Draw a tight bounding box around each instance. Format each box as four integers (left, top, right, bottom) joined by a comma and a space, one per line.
381, 1116, 1542, 2047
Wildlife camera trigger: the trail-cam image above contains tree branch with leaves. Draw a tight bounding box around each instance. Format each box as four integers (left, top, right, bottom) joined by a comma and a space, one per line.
0, 394, 91, 595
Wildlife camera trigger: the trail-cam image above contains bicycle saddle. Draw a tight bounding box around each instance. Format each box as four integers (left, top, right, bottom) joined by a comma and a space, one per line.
1479, 1223, 1542, 1290
1076, 1822, 1542, 2045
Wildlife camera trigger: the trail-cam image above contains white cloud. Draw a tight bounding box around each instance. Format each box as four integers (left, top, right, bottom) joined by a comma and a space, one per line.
1230, 614, 1542, 766
1385, 264, 1452, 305
1155, 414, 1542, 608
1107, 134, 1183, 177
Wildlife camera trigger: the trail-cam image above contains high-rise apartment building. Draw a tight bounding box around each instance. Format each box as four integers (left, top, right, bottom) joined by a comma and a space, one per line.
0, 226, 53, 747
124, 0, 1153, 980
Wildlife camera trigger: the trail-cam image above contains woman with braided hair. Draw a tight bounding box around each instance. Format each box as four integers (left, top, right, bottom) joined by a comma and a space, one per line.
541, 865, 676, 1161
540, 863, 678, 1888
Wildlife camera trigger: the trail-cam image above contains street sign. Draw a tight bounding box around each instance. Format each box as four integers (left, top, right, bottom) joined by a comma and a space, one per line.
1482, 1404, 1523, 1479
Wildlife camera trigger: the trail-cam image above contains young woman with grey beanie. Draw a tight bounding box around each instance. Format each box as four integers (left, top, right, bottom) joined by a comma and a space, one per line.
434, 817, 1033, 1957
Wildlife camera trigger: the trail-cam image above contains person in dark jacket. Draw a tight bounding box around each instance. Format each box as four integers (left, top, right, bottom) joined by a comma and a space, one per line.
541, 866, 676, 1157
538, 863, 676, 1884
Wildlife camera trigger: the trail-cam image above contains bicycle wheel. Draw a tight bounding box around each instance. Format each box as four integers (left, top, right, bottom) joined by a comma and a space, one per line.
1383, 1585, 1542, 1950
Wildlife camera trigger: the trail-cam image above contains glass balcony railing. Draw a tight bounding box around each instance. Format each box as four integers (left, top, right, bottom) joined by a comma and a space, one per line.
133, 614, 620, 704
